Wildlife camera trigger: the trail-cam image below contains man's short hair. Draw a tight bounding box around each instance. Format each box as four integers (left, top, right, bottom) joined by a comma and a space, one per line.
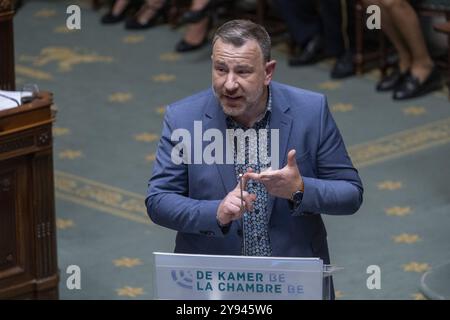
212, 20, 271, 62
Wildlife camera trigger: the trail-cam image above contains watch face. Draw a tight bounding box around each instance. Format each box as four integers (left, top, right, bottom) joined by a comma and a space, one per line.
293, 190, 303, 203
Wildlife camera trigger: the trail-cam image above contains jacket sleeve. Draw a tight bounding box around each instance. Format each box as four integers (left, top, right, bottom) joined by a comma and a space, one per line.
145, 106, 225, 237
293, 96, 363, 216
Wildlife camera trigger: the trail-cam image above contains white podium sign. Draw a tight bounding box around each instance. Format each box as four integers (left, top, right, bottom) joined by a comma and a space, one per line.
154, 252, 329, 300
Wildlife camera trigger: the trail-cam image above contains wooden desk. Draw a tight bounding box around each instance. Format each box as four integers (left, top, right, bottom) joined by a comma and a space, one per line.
0, 92, 59, 299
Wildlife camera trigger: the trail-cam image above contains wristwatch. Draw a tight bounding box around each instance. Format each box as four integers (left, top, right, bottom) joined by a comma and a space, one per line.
290, 189, 304, 209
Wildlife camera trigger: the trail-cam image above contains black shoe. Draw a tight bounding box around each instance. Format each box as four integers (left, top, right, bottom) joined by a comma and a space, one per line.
125, 1, 169, 30
101, 1, 132, 24
288, 35, 324, 66
393, 66, 442, 100
101, 11, 128, 24
376, 67, 409, 92
175, 37, 208, 52
331, 51, 354, 79
177, 0, 226, 26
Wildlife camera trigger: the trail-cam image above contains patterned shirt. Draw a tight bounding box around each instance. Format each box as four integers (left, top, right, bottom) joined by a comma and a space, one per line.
225, 88, 273, 256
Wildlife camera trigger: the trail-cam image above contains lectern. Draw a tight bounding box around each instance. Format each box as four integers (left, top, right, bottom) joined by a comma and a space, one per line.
154, 252, 336, 300
0, 92, 59, 299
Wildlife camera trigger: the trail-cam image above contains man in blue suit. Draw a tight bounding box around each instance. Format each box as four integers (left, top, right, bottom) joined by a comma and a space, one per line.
147, 20, 363, 266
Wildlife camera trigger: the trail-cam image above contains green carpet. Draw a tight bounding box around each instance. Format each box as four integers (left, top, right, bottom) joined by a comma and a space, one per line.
12, 0, 450, 300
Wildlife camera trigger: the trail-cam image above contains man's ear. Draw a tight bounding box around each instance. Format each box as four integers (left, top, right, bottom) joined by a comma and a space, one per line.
264, 60, 277, 85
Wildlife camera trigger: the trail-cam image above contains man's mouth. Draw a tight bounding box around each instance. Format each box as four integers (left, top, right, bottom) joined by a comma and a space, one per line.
223, 95, 242, 100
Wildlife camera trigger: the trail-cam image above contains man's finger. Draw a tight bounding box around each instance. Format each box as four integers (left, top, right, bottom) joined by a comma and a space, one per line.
287, 149, 297, 168
243, 193, 257, 211
244, 166, 276, 182
229, 192, 256, 212
234, 167, 256, 188
240, 173, 247, 192
259, 168, 277, 180
244, 193, 257, 202
230, 194, 252, 214
233, 173, 247, 193
243, 171, 260, 181
225, 201, 242, 216
240, 167, 255, 191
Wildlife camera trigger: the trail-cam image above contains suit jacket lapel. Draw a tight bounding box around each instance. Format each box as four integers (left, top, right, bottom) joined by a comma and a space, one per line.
203, 92, 237, 195
266, 84, 293, 221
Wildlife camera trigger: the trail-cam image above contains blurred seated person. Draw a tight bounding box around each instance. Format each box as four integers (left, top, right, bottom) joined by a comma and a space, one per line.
274, 0, 355, 79
174, 0, 217, 52
125, 0, 171, 29
101, 0, 170, 28
101, 0, 215, 53
363, 0, 442, 100
101, 0, 142, 24
173, 0, 231, 52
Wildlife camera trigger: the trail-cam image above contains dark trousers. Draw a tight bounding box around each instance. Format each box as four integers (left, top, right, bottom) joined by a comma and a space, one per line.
275, 0, 354, 57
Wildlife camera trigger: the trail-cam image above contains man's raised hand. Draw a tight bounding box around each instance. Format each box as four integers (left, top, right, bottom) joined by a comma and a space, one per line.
216, 170, 257, 226
244, 149, 304, 199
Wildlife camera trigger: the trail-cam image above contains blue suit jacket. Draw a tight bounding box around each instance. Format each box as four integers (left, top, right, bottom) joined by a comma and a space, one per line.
146, 81, 363, 264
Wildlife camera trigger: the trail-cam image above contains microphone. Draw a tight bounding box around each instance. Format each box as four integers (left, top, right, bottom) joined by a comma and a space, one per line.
235, 136, 248, 256
20, 84, 40, 104
239, 172, 247, 256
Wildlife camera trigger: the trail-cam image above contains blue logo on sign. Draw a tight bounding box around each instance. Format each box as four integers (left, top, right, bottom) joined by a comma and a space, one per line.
171, 270, 193, 289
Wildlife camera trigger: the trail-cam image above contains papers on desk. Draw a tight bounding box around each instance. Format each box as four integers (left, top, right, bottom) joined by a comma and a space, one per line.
0, 90, 32, 111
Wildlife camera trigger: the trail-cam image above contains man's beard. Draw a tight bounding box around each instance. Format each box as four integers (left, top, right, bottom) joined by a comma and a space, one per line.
221, 102, 246, 117
213, 86, 263, 118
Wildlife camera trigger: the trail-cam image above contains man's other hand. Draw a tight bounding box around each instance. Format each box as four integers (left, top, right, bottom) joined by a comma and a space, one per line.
244, 149, 304, 199
216, 170, 257, 226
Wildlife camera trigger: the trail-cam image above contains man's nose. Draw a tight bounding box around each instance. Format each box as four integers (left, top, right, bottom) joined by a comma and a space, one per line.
224, 73, 238, 91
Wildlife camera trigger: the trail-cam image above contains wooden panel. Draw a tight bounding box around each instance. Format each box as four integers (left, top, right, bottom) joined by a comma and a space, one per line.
32, 150, 57, 279
0, 94, 58, 299
0, 171, 17, 272
0, 156, 33, 296
0, 1, 58, 298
